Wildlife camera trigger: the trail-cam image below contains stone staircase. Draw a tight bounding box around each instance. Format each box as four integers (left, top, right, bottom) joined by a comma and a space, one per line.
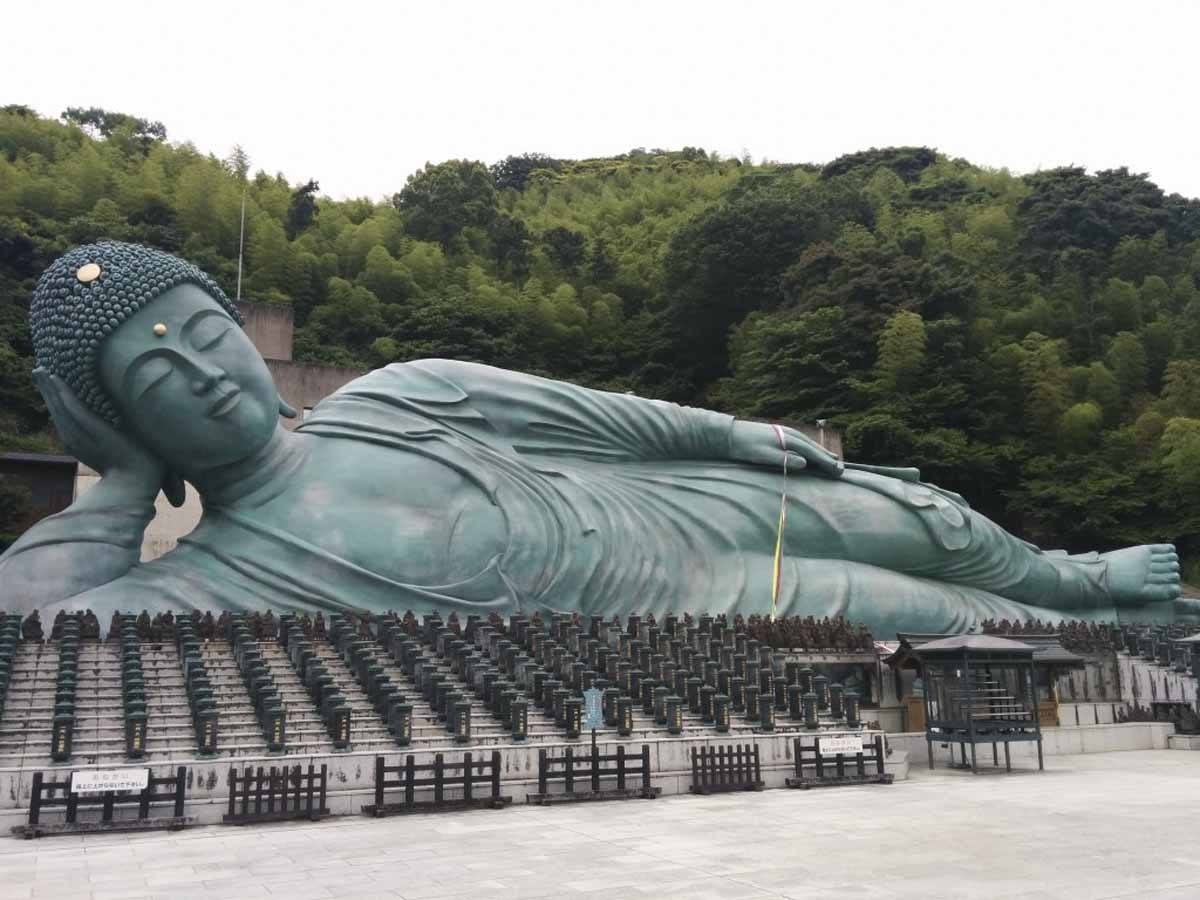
312, 634, 552, 747
1, 623, 854, 770
0, 642, 59, 767
255, 642, 338, 754
196, 643, 270, 755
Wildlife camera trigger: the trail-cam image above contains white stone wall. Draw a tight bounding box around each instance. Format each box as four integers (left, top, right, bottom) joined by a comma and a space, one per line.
1117, 654, 1198, 709
888, 721, 1175, 768
1057, 702, 1121, 726
74, 466, 203, 562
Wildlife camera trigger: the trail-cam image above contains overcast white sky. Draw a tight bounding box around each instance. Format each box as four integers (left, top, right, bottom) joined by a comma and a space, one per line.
7, 1, 1199, 200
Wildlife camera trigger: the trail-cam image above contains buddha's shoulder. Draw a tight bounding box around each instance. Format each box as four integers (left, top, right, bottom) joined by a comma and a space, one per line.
334, 358, 504, 404
296, 431, 477, 489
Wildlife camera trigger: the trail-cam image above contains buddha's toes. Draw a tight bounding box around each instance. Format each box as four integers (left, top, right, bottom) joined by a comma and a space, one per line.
1099, 544, 1181, 604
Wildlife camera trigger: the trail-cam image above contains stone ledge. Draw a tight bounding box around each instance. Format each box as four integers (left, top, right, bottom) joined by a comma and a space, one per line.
887, 721, 1176, 767
1167, 734, 1200, 750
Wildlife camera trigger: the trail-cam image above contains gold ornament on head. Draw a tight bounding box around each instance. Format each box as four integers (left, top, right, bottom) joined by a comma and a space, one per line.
75, 263, 101, 283
153, 323, 167, 337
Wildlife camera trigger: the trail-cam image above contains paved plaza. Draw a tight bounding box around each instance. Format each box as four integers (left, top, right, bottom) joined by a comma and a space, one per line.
1, 750, 1198, 900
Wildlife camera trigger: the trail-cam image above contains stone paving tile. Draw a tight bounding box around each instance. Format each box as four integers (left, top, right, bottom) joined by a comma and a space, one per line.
3, 750, 1200, 900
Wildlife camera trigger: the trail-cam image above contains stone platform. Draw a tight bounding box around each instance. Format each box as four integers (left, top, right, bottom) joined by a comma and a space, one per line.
0, 730, 910, 831
0, 720, 1177, 833
1, 749, 1198, 900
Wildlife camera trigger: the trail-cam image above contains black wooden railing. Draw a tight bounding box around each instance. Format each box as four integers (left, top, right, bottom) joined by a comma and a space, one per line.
362, 751, 511, 816
224, 764, 329, 824
527, 743, 660, 803
786, 733, 893, 789
15, 767, 191, 838
689, 744, 764, 794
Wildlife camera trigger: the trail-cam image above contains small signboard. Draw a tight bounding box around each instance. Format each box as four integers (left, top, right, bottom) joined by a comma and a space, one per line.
71, 768, 149, 794
820, 734, 864, 755
582, 687, 604, 730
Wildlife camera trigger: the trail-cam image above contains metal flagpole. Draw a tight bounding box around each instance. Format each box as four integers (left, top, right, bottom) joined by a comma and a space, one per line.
235, 187, 247, 302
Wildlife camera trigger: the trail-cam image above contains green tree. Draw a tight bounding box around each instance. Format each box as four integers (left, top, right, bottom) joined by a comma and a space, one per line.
542, 227, 586, 272
488, 214, 530, 281
1161, 360, 1200, 418
1097, 277, 1141, 332
491, 153, 561, 192
393, 160, 496, 247
1160, 417, 1200, 495
285, 179, 320, 239
1105, 331, 1148, 403
714, 306, 852, 419
1059, 402, 1103, 451
62, 106, 166, 145
1084, 363, 1121, 424
874, 310, 927, 393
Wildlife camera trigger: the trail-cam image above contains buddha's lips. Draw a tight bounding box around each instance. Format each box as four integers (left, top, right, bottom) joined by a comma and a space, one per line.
208, 388, 241, 418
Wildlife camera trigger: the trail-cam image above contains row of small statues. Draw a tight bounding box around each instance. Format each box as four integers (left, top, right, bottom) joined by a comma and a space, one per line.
376, 609, 875, 651
14, 607, 876, 650
981, 618, 1200, 654
737, 614, 874, 651
18, 610, 104, 642
14, 609, 332, 643
980, 618, 1125, 653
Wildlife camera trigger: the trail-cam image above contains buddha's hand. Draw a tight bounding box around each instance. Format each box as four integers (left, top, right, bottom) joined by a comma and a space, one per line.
34, 368, 167, 500
727, 420, 844, 478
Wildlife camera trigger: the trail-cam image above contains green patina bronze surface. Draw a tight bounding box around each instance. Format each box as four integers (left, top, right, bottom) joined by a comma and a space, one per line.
0, 243, 1185, 633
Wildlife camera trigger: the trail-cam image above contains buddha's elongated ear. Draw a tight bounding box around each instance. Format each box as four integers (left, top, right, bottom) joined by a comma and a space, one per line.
162, 471, 187, 508
278, 396, 298, 419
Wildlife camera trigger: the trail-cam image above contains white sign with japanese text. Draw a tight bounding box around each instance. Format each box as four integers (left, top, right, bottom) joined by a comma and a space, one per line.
820, 734, 863, 755
71, 768, 149, 794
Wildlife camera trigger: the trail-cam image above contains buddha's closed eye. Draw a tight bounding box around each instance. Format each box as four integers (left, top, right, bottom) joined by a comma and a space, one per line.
131, 356, 174, 399
190, 317, 231, 351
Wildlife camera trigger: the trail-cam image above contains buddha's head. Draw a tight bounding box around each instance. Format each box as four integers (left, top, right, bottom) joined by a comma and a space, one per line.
30, 242, 283, 472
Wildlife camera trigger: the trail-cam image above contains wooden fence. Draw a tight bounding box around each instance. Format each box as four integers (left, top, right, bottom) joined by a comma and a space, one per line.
362, 751, 511, 816
224, 764, 329, 824
527, 743, 660, 804
13, 767, 191, 839
689, 744, 764, 794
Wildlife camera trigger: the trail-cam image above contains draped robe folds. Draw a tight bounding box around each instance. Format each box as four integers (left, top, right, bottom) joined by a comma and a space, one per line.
7, 360, 1087, 632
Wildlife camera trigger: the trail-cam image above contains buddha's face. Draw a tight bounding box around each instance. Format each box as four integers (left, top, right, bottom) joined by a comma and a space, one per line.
97, 284, 279, 470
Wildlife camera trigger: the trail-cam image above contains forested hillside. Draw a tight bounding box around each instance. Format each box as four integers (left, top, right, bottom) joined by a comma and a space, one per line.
2, 105, 1200, 579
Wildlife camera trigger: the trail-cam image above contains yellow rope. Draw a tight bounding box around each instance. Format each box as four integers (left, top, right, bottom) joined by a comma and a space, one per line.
770, 424, 789, 622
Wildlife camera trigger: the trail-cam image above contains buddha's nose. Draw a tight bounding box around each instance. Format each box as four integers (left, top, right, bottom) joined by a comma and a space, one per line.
191, 363, 226, 395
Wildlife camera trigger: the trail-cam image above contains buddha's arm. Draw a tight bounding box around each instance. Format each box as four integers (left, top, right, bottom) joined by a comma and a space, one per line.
407, 359, 736, 462
0, 473, 155, 608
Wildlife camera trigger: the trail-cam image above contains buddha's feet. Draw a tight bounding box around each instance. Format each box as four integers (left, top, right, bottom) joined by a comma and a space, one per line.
1097, 544, 1181, 605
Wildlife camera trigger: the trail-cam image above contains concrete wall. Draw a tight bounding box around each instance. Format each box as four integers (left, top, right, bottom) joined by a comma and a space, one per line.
1118, 654, 1199, 709
1057, 701, 1122, 727
74, 467, 204, 563
237, 302, 293, 362
0, 730, 909, 831
1055, 654, 1122, 704
888, 721, 1175, 769
267, 360, 364, 429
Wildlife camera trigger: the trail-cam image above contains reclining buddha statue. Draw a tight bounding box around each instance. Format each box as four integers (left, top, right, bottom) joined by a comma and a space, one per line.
0, 242, 1183, 633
